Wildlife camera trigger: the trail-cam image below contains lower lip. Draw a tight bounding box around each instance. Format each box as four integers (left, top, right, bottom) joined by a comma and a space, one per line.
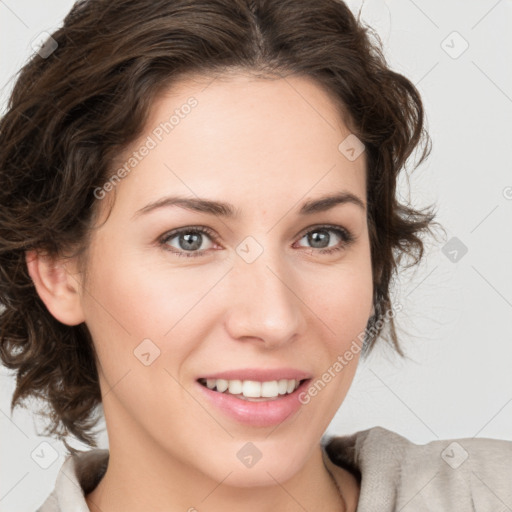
196, 380, 311, 427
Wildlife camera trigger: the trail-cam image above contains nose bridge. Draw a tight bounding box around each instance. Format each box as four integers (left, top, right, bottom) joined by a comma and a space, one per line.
224, 239, 302, 345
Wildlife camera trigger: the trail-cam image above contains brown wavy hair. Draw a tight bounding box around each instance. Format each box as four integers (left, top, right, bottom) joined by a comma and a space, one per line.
0, 0, 442, 450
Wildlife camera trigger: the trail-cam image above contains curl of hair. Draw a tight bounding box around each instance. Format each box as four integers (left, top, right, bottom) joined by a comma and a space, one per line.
0, 0, 442, 449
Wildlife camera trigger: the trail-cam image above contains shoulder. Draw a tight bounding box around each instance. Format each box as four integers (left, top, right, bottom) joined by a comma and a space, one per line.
36, 448, 109, 512
323, 426, 512, 511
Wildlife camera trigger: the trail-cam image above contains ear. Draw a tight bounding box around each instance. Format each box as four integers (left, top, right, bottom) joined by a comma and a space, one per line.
25, 250, 85, 326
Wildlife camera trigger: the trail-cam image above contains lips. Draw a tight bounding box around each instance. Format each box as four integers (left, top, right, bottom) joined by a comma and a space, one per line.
198, 368, 312, 382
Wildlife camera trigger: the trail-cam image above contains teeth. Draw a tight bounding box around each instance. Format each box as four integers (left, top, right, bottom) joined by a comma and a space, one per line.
202, 378, 302, 398
216, 379, 228, 392
277, 379, 288, 395
228, 380, 243, 395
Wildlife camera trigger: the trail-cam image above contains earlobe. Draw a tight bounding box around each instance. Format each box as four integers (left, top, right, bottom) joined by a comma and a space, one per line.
25, 250, 85, 326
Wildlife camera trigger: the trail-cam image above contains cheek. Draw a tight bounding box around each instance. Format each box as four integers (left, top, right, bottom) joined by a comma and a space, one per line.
82, 241, 214, 341
79, 239, 228, 394
293, 269, 370, 437
79, 249, 208, 423
301, 254, 373, 345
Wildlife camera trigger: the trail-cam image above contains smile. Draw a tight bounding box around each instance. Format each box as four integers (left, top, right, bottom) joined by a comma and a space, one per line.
198, 378, 304, 400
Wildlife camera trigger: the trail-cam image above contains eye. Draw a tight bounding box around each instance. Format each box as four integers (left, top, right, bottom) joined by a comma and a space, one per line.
158, 224, 355, 258
159, 226, 217, 258
294, 224, 355, 255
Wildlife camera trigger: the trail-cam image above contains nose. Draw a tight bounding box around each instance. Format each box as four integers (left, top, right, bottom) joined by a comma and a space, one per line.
223, 246, 304, 350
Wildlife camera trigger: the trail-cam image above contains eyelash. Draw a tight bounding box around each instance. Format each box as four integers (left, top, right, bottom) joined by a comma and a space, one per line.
158, 224, 355, 258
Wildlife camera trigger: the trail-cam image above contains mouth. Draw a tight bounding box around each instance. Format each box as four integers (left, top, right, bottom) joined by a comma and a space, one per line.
195, 369, 313, 426
197, 377, 309, 402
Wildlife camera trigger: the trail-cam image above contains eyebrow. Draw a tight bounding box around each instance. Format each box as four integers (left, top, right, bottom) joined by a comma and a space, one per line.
132, 191, 366, 219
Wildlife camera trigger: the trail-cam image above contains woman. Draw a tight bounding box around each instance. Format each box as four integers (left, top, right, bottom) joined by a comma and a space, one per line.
1, 0, 510, 510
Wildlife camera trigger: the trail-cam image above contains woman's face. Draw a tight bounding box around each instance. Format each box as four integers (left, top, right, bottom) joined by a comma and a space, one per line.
76, 72, 373, 486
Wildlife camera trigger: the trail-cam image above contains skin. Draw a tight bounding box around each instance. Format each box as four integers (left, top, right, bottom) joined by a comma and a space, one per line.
27, 72, 373, 511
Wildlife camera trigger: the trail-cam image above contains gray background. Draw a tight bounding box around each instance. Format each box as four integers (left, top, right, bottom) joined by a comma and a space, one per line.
1, 0, 512, 510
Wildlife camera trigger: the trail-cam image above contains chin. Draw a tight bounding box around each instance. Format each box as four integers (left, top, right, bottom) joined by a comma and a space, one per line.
202, 444, 307, 488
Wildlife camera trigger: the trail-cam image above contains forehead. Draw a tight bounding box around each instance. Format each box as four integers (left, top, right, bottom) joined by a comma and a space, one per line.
147, 71, 355, 150
104, 72, 366, 219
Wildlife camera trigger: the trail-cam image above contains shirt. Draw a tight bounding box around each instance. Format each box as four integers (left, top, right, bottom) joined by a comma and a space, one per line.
36, 426, 512, 511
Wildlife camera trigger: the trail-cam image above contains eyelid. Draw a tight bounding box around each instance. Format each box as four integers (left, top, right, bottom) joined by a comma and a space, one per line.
295, 223, 352, 241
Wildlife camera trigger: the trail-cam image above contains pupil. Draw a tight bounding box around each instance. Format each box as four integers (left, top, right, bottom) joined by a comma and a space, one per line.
309, 230, 329, 248
181, 233, 202, 250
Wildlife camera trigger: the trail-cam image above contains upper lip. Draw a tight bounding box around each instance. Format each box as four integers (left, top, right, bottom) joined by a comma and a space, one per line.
198, 368, 312, 382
